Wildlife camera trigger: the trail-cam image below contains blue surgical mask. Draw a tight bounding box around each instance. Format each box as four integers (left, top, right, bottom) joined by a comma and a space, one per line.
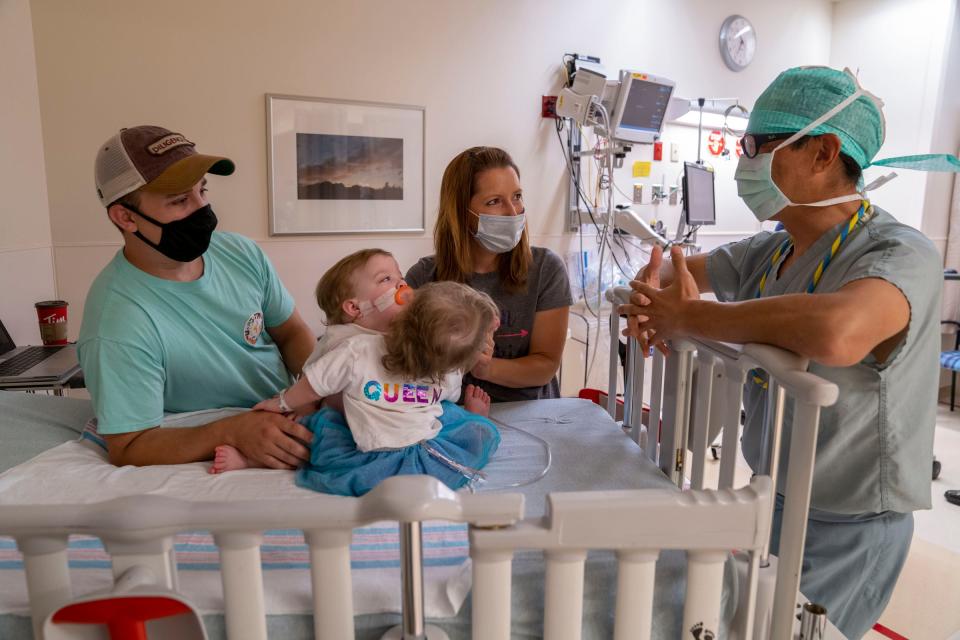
735, 82, 873, 222
470, 210, 526, 254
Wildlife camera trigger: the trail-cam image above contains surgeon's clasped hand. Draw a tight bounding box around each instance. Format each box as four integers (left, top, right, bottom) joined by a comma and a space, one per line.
619, 245, 700, 354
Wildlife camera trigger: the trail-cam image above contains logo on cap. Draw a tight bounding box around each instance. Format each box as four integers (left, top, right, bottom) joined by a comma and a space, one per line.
148, 134, 194, 156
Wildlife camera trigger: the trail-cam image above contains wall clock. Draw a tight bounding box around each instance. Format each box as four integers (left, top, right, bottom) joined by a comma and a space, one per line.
720, 15, 756, 72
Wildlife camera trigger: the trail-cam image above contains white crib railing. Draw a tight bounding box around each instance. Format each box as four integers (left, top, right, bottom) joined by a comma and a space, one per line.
605, 288, 839, 639
470, 477, 772, 640
1, 477, 523, 640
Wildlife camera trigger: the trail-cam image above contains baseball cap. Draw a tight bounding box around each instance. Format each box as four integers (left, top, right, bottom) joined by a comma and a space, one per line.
94, 125, 235, 206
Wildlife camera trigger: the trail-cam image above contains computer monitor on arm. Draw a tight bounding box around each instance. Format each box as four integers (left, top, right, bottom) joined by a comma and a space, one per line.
682, 161, 716, 226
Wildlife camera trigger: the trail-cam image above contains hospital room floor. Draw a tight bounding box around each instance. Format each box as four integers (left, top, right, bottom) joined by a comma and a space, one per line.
861, 403, 960, 640
699, 403, 960, 640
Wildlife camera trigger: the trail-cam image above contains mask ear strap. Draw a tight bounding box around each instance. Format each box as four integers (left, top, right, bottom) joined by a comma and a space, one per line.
121, 202, 165, 228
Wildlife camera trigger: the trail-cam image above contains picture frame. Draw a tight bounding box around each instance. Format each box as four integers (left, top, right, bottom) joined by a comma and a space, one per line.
266, 94, 425, 235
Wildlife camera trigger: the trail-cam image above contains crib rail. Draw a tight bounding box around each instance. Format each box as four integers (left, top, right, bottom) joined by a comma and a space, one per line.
0, 476, 523, 640
470, 476, 771, 640
605, 286, 839, 639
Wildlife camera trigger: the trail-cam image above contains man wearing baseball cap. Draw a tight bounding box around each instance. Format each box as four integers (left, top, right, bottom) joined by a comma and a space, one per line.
79, 125, 315, 470
621, 67, 960, 636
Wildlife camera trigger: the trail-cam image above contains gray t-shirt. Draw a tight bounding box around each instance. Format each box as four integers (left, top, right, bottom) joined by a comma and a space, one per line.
707, 207, 941, 514
405, 246, 573, 402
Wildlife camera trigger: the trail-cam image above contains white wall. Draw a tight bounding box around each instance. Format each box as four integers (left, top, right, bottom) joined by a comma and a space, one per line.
925, 1, 960, 250
0, 0, 56, 344
830, 0, 957, 251
28, 0, 834, 339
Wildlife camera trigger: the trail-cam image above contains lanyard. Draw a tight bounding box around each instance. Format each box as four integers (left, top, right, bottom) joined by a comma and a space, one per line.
750, 201, 870, 388
756, 200, 868, 299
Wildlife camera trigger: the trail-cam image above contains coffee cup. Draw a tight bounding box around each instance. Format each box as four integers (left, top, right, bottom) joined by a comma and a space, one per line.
35, 300, 69, 345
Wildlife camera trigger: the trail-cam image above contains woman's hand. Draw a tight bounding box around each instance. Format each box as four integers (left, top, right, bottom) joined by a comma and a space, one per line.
470, 329, 496, 380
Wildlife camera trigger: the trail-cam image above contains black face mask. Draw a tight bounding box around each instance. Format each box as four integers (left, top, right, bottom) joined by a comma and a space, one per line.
127, 203, 218, 262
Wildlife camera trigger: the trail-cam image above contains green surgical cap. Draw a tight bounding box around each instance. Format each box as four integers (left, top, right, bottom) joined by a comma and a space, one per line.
747, 66, 884, 169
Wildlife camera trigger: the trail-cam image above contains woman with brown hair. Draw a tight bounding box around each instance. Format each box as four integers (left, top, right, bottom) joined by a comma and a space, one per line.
405, 146, 572, 402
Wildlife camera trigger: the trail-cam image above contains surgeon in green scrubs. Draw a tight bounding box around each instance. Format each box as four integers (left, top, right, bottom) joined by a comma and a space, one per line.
621, 66, 960, 638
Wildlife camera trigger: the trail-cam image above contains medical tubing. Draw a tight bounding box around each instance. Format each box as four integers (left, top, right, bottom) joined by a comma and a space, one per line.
586, 103, 617, 379
573, 135, 633, 280
420, 440, 488, 481
484, 416, 554, 488
554, 110, 638, 370
556, 119, 597, 317
554, 118, 633, 290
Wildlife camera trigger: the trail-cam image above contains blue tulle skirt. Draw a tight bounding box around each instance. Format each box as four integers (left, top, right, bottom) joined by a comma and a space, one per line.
295, 401, 501, 497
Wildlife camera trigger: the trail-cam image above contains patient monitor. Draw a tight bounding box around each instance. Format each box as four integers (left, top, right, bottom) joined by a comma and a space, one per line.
559, 66, 675, 146
609, 71, 675, 144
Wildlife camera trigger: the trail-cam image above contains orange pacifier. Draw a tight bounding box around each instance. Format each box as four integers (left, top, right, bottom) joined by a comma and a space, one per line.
394, 285, 413, 305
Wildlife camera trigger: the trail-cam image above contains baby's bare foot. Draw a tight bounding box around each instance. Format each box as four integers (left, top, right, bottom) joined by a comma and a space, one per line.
209, 445, 250, 474
463, 384, 491, 417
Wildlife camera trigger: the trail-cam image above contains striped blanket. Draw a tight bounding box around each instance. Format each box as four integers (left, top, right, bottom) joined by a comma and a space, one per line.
0, 524, 469, 572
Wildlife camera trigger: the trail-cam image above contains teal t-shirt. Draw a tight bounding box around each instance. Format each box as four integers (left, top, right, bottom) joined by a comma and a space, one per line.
706, 207, 941, 514
78, 232, 295, 434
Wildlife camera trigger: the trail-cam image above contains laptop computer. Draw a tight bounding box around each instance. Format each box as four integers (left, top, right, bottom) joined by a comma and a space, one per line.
0, 317, 80, 386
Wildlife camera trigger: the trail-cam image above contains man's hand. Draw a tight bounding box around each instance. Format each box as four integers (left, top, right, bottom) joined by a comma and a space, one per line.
226, 410, 313, 470
620, 246, 700, 350
104, 409, 315, 468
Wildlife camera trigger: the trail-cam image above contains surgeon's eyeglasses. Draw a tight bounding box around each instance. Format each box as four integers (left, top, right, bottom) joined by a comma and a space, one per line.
739, 132, 800, 158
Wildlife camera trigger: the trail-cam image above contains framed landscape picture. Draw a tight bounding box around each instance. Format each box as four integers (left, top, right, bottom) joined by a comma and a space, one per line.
266, 94, 425, 235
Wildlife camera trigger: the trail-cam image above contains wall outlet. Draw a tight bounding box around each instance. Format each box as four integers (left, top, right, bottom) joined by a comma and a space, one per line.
670, 142, 680, 162
633, 183, 644, 204
542, 95, 558, 118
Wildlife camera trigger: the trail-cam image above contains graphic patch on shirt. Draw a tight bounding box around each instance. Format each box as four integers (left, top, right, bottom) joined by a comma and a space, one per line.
363, 380, 442, 405
243, 312, 264, 345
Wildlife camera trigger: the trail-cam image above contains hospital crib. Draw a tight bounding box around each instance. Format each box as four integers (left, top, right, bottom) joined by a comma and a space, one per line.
0, 331, 837, 639
601, 286, 839, 639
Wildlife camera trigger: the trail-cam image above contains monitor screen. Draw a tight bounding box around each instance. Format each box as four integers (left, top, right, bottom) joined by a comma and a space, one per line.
612, 72, 674, 143
683, 162, 716, 226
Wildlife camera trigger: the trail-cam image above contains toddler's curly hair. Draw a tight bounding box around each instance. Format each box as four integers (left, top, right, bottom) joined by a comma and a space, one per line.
382, 281, 498, 381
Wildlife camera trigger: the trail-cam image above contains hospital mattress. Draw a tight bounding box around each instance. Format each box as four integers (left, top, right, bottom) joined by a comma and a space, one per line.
0, 393, 736, 638
0, 390, 93, 473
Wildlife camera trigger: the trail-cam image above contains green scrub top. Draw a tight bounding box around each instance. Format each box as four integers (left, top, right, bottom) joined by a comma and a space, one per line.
78, 232, 295, 434
707, 207, 941, 514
